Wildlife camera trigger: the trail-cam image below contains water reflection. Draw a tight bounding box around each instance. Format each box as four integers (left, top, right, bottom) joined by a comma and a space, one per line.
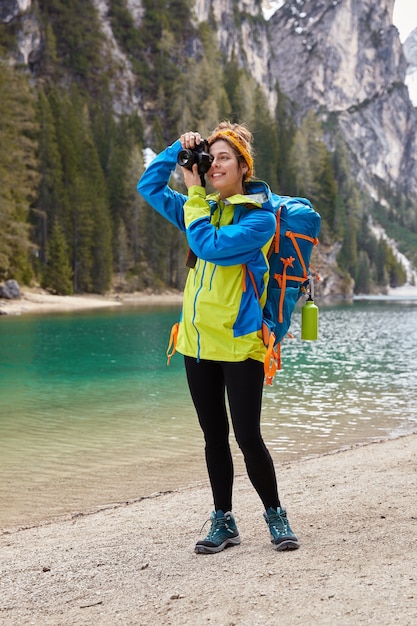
262, 302, 417, 455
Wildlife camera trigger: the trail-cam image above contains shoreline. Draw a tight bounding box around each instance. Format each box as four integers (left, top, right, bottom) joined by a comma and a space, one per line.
0, 287, 184, 316
1, 430, 414, 536
1, 284, 417, 318
1, 432, 416, 625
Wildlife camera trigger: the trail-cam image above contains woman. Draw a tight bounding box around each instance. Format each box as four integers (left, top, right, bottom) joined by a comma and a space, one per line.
137, 121, 299, 554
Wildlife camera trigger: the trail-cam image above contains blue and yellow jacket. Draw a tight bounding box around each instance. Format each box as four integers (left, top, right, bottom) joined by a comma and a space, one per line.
137, 140, 283, 363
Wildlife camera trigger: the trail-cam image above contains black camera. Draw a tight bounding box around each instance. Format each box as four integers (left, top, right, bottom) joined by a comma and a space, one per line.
177, 140, 213, 176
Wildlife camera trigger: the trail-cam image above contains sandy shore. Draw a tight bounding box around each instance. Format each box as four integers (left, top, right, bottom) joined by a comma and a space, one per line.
0, 288, 184, 316
1, 433, 416, 625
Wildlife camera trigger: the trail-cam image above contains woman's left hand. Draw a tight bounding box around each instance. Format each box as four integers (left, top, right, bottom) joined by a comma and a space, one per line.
180, 131, 201, 149
182, 164, 201, 189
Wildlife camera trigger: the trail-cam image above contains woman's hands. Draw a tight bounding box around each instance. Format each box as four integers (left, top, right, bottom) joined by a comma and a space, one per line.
179, 131, 204, 189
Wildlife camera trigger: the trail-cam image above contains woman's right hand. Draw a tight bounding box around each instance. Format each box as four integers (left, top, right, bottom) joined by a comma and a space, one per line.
179, 132, 204, 188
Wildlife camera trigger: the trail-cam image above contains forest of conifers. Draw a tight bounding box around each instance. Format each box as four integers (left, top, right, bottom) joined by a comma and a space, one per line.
0, 0, 413, 295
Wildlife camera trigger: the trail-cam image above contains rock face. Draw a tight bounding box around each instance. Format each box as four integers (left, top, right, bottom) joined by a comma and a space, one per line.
0, 0, 31, 24
266, 0, 417, 200
195, 0, 276, 107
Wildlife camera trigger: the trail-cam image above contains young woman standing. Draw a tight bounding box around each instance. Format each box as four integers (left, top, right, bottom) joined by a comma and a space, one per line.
137, 121, 299, 554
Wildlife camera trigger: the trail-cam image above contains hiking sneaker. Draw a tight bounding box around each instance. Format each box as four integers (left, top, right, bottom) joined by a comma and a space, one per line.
263, 506, 300, 551
195, 510, 241, 554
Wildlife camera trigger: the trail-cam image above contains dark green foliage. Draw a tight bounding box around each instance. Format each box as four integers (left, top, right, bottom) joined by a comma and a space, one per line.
37, 0, 105, 88
42, 221, 73, 294
35, 89, 65, 264
251, 87, 279, 189
34, 85, 114, 294
355, 250, 371, 294
337, 206, 408, 293
109, 0, 196, 108
338, 216, 358, 280
0, 23, 17, 52
223, 60, 248, 123
0, 60, 38, 282
275, 85, 297, 192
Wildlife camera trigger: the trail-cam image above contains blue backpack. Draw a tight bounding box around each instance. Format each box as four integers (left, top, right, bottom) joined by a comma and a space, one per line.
252, 196, 321, 383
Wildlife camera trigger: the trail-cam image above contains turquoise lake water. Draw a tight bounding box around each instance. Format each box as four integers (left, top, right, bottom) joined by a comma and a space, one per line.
1, 299, 416, 529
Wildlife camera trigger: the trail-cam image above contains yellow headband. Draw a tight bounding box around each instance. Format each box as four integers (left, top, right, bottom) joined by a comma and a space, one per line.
208, 129, 253, 181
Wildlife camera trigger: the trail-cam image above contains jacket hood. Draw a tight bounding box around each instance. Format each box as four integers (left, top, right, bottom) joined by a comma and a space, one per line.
207, 179, 281, 215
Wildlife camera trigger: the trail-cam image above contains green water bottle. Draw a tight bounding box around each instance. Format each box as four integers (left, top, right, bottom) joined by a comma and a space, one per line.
301, 296, 318, 340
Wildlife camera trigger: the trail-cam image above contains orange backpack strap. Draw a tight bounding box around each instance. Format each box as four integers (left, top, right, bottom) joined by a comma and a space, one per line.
285, 231, 319, 278
267, 205, 282, 259
263, 327, 281, 385
166, 322, 179, 365
276, 255, 295, 323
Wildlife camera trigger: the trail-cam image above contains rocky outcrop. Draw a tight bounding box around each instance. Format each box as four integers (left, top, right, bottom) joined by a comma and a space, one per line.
0, 280, 21, 299
91, 0, 140, 115
0, 0, 31, 24
195, 0, 276, 108
267, 0, 417, 200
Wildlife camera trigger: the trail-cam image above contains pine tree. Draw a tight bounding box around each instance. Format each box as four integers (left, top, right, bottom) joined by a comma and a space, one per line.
37, 21, 59, 80
37, 0, 105, 88
385, 247, 406, 288
338, 216, 358, 280
315, 152, 338, 231
275, 86, 297, 191
47, 86, 113, 293
288, 126, 314, 198
124, 145, 144, 269
0, 60, 39, 282
355, 250, 371, 294
42, 221, 73, 294
375, 238, 388, 286
35, 89, 65, 265
251, 87, 279, 190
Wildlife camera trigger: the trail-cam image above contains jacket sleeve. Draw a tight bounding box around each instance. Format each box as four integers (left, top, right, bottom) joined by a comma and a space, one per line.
184, 187, 276, 266
136, 140, 188, 232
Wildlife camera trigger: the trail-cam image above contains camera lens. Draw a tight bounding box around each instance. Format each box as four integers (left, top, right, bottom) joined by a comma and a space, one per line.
177, 149, 194, 168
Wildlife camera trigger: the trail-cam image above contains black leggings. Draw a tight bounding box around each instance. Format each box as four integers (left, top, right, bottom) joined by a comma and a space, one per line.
184, 356, 280, 513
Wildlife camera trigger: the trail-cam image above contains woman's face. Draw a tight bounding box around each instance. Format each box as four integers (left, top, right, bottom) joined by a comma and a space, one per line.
207, 140, 248, 198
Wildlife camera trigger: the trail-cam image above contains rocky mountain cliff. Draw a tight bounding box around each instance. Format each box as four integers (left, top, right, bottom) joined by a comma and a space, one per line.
2, 0, 417, 295
268, 0, 417, 202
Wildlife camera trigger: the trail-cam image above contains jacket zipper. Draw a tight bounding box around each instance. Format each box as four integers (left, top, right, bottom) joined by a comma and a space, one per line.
192, 202, 223, 361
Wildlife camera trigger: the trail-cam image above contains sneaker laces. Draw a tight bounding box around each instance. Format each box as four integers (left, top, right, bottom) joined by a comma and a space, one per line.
267, 508, 288, 534
199, 512, 230, 540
